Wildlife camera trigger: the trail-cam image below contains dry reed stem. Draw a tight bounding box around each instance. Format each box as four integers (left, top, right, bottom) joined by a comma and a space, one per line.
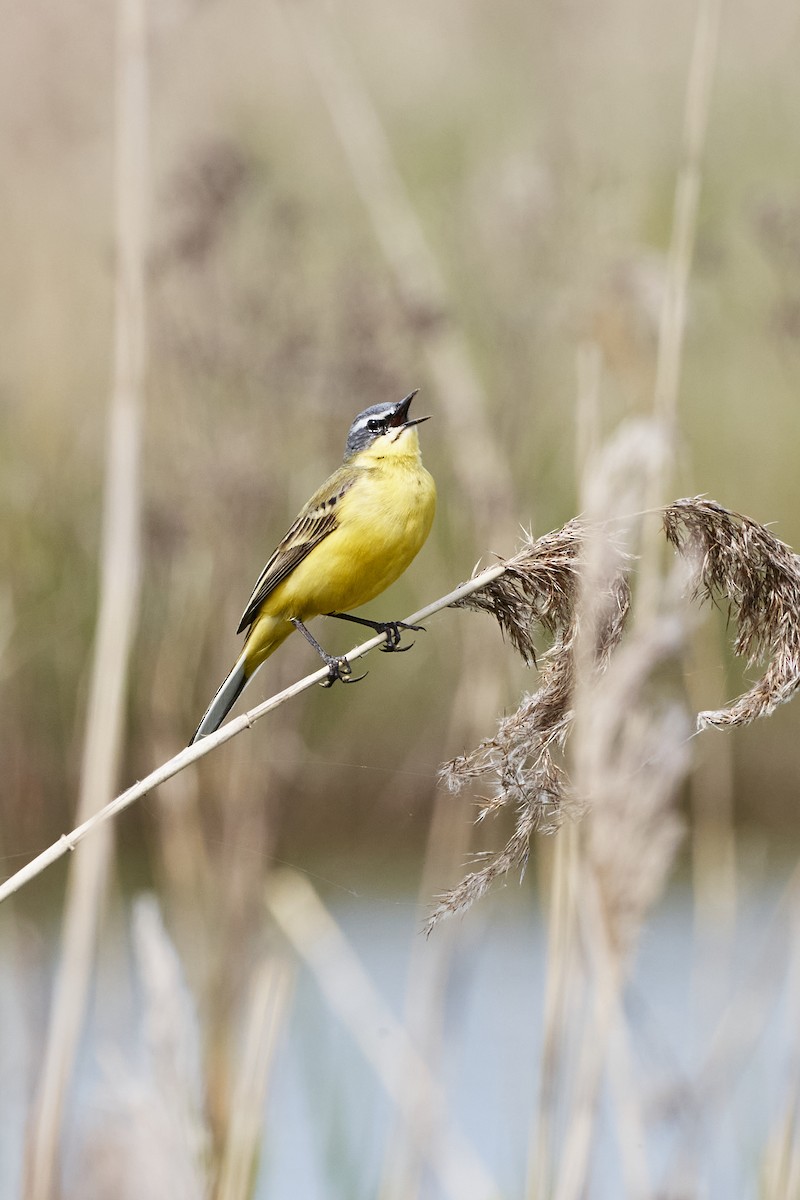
574, 435, 679, 1191
377, 787, 474, 1200
574, 341, 603, 473
0, 568, 505, 906
132, 896, 210, 1193
688, 623, 738, 919
606, 1013, 651, 1200
215, 956, 294, 1200
653, 0, 722, 421
580, 615, 690, 953
527, 819, 582, 1200
553, 873, 658, 1200
579, 426, 690, 952
687, 616, 738, 1064
73, 899, 208, 1200
265, 867, 500, 1200
552, 420, 689, 1200
527, 338, 604, 1200
150, 557, 216, 913
552, 893, 624, 1200
24, 1, 148, 1194
761, 894, 800, 1198
202, 727, 278, 1156
639, 0, 722, 629
650, 0, 722, 489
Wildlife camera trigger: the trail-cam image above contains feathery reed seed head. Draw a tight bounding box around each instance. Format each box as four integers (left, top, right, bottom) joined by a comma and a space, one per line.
429, 521, 633, 929
664, 497, 800, 727
429, 494, 800, 927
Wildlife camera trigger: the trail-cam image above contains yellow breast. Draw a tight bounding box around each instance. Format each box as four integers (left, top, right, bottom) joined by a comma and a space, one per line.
270, 446, 436, 621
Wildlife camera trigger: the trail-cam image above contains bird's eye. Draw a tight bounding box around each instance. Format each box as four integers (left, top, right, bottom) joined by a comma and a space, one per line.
367, 418, 383, 433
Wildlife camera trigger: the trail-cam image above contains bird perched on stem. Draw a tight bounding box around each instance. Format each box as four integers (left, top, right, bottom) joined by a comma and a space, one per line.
190, 390, 436, 742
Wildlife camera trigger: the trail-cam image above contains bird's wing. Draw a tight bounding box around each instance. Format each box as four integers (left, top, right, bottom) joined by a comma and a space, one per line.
236, 468, 356, 634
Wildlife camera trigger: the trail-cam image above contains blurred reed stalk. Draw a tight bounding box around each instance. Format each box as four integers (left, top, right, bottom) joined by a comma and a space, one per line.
148, 557, 216, 943
649, 0, 722, 500
761, 889, 800, 1197
23, 0, 148, 1194
215, 954, 294, 1200
687, 618, 737, 1019
541, 4, 721, 1189
265, 867, 500, 1200
639, 0, 737, 1137
528, 340, 603, 1200
129, 895, 210, 1196
376, 787, 474, 1200
554, 423, 691, 1200
645, 0, 734, 1071
202, 737, 278, 1159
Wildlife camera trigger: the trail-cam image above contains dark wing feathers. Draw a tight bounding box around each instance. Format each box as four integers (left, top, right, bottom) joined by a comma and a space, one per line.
236, 471, 354, 634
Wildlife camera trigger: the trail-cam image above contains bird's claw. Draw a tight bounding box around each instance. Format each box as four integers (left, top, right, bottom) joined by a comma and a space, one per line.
320, 657, 368, 687
378, 620, 426, 653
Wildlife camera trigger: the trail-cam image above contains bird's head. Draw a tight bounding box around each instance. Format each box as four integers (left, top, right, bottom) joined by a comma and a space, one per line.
343, 390, 430, 462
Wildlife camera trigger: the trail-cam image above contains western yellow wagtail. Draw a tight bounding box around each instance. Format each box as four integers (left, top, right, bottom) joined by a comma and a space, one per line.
190, 390, 436, 742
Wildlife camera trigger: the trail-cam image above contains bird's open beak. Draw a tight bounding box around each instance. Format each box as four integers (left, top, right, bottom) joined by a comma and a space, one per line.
389, 388, 430, 430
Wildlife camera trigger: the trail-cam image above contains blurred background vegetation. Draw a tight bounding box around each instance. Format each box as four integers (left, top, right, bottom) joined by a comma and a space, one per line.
3, 0, 800, 1194
3, 0, 800, 862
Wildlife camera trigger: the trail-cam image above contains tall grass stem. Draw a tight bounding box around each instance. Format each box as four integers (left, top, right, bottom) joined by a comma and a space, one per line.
265, 867, 500, 1200
23, 1, 148, 1194
0, 566, 505, 906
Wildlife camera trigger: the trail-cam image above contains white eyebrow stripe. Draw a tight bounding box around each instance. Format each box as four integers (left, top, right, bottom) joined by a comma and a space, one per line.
350, 414, 373, 432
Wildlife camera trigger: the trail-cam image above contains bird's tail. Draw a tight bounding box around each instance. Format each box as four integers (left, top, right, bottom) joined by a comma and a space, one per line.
190, 651, 249, 744
190, 616, 294, 745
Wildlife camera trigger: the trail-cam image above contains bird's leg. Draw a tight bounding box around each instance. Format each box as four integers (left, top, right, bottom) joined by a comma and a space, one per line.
290, 618, 367, 687
326, 611, 425, 653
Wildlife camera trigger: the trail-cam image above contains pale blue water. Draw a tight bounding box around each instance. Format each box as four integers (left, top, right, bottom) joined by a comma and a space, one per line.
1, 856, 797, 1199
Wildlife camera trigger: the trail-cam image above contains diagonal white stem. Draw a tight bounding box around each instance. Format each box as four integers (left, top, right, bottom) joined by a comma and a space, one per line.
0, 563, 506, 907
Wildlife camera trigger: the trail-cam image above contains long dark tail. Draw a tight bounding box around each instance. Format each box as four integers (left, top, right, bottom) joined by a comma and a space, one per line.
190, 652, 249, 744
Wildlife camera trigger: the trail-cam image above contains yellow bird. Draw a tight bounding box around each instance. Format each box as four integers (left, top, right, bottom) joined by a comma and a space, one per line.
190, 390, 436, 742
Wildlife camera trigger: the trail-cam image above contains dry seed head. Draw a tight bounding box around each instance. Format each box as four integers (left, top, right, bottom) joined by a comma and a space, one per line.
430, 493, 800, 928
664, 497, 800, 727
578, 604, 691, 956
428, 521, 633, 931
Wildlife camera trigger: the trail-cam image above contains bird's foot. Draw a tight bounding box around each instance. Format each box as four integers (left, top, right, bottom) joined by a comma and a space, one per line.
376, 620, 426, 653
326, 612, 426, 653
320, 655, 367, 688
290, 617, 368, 687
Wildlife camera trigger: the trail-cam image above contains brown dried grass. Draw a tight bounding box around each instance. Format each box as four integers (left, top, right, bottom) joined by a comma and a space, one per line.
428, 494, 800, 928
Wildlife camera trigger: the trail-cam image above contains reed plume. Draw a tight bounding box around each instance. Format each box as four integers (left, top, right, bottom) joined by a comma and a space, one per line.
429, 492, 800, 928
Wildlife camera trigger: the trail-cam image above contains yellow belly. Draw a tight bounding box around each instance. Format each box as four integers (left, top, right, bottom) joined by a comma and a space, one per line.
243, 458, 436, 671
